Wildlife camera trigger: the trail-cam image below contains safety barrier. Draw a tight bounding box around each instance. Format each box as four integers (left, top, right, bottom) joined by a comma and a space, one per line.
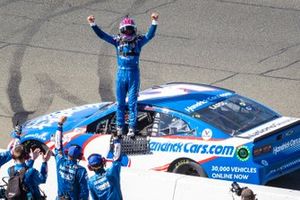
121, 168, 300, 200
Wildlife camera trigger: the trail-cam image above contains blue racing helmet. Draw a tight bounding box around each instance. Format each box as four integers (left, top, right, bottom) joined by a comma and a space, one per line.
67, 145, 83, 160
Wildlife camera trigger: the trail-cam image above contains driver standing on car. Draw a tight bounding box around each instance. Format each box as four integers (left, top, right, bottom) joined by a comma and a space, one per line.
87, 13, 159, 137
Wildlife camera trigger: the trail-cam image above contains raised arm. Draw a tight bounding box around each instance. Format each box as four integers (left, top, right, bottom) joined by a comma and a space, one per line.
54, 116, 67, 156
87, 15, 117, 46
0, 150, 11, 167
112, 138, 121, 162
139, 12, 159, 47
106, 137, 122, 181
26, 150, 51, 185
7, 124, 22, 152
26, 148, 42, 168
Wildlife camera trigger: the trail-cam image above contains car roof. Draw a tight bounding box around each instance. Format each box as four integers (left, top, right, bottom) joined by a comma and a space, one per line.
138, 82, 236, 114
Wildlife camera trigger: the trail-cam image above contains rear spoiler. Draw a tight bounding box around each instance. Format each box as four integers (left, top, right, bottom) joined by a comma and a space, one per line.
254, 120, 300, 142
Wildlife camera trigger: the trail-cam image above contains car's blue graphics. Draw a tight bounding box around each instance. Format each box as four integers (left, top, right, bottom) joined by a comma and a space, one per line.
268, 157, 300, 177
23, 103, 108, 131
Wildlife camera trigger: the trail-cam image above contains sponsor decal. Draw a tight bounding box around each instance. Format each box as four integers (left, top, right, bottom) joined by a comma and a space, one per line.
273, 137, 300, 155
24, 132, 47, 141
184, 92, 232, 113
236, 146, 250, 161
244, 118, 295, 137
58, 165, 76, 181
285, 130, 295, 137
150, 141, 235, 157
209, 101, 227, 110
261, 160, 269, 166
202, 129, 213, 141
211, 165, 257, 180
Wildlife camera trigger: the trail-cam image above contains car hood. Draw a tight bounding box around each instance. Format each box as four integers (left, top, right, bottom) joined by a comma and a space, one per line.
19, 103, 110, 139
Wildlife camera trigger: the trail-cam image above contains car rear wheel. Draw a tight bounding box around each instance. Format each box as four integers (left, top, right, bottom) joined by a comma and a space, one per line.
22, 140, 49, 154
171, 158, 207, 177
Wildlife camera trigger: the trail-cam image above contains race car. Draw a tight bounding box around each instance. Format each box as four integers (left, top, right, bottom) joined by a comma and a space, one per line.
12, 82, 300, 184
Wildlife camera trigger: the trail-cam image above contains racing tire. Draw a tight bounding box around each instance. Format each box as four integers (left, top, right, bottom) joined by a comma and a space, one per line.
171, 159, 207, 177
23, 140, 49, 154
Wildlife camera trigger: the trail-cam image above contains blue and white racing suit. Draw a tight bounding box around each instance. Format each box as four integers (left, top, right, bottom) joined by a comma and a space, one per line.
88, 139, 123, 200
54, 125, 89, 200
90, 21, 157, 130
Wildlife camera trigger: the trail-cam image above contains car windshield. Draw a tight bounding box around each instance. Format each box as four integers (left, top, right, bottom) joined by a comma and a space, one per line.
191, 95, 280, 135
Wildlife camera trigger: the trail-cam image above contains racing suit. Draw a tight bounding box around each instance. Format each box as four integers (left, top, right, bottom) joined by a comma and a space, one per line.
54, 125, 89, 200
88, 139, 122, 200
8, 161, 48, 199
90, 21, 157, 131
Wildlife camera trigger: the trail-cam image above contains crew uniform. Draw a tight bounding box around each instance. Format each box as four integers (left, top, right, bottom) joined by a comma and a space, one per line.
54, 124, 89, 200
8, 162, 48, 199
88, 138, 123, 200
89, 18, 157, 135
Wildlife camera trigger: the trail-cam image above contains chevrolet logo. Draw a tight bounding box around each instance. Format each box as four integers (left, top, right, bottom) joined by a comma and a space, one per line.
285, 130, 294, 137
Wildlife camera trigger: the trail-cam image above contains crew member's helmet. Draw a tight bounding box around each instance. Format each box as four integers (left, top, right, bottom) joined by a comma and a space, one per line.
119, 16, 137, 41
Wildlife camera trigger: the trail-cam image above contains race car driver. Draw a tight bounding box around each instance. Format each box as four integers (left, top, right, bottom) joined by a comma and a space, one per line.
87, 13, 159, 137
